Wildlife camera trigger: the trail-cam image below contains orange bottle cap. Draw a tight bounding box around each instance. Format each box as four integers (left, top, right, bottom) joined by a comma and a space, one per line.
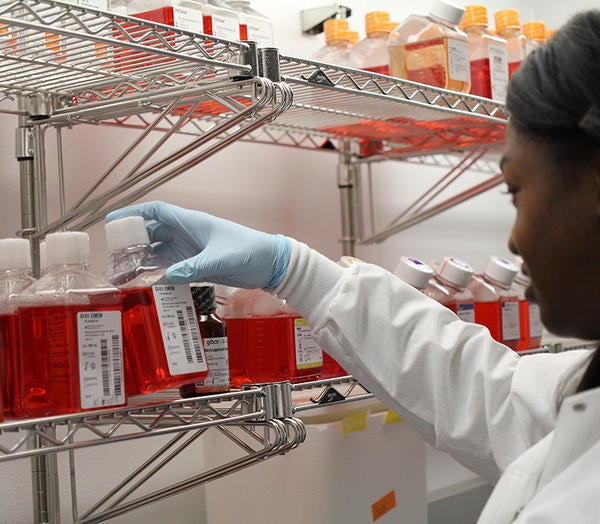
522, 21, 546, 41
545, 28, 558, 40
495, 9, 521, 33
365, 11, 391, 35
324, 18, 350, 43
461, 5, 488, 28
348, 30, 360, 45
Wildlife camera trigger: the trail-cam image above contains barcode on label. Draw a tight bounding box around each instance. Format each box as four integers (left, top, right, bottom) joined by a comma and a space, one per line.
177, 309, 194, 364
100, 338, 110, 397
112, 334, 122, 397
186, 305, 204, 364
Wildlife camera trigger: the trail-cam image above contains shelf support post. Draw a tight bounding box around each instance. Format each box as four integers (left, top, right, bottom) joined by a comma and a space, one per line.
337, 142, 361, 256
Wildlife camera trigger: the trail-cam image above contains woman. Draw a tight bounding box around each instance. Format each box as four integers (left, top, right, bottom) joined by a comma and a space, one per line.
107, 10, 600, 522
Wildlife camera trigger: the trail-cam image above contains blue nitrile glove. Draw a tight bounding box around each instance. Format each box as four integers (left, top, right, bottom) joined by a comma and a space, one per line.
106, 201, 291, 289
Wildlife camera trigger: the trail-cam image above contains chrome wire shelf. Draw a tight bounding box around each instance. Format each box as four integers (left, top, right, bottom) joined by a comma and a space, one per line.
0, 0, 249, 104
263, 55, 508, 158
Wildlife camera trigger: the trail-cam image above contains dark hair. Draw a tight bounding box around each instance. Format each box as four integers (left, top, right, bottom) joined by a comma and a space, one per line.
506, 10, 600, 167
506, 10, 600, 393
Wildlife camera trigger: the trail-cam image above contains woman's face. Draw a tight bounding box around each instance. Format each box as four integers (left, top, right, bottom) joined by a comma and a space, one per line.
502, 124, 600, 339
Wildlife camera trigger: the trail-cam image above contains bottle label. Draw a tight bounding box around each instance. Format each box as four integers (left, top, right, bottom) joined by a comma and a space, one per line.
152, 284, 208, 376
488, 42, 509, 102
294, 318, 323, 369
456, 302, 475, 323
195, 336, 229, 387
501, 299, 521, 341
77, 311, 125, 409
447, 39, 470, 83
205, 13, 239, 40
173, 6, 204, 34
244, 17, 273, 47
529, 303, 543, 338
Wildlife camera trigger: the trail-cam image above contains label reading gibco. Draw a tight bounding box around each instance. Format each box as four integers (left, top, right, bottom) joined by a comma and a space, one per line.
152, 284, 208, 376
196, 337, 229, 387
294, 318, 323, 370
78, 310, 124, 409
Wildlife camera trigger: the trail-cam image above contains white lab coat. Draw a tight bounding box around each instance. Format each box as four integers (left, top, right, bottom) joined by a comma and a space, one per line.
276, 240, 600, 523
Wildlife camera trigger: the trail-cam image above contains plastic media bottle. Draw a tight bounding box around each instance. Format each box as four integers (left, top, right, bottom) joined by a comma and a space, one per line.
512, 257, 543, 351
201, 0, 239, 41
223, 289, 323, 386
494, 9, 527, 79
180, 285, 230, 396
461, 5, 508, 101
545, 28, 557, 41
313, 19, 360, 68
226, 0, 273, 46
388, 0, 470, 92
18, 232, 125, 417
353, 11, 392, 75
467, 256, 520, 350
425, 257, 475, 322
394, 256, 434, 292
0, 239, 35, 418
128, 0, 205, 34
104, 216, 208, 394
522, 21, 546, 51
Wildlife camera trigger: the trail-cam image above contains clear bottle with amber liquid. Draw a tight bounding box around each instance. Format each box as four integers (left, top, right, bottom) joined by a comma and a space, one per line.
388, 0, 470, 92
180, 285, 230, 396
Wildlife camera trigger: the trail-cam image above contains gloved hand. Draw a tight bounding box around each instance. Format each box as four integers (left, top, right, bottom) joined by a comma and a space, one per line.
106, 201, 291, 289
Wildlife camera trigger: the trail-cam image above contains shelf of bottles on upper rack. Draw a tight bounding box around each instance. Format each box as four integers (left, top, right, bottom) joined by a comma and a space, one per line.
0, 0, 509, 160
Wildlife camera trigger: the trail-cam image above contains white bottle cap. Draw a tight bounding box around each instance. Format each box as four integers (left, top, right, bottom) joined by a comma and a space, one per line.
0, 238, 31, 270
512, 255, 530, 285
430, 0, 465, 26
46, 231, 90, 266
394, 256, 434, 290
104, 216, 150, 253
484, 256, 518, 286
437, 257, 474, 288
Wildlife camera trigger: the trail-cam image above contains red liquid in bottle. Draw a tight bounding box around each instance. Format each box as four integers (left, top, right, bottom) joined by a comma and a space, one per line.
363, 64, 390, 75
19, 303, 125, 418
469, 57, 492, 98
0, 313, 19, 416
320, 352, 347, 380
225, 316, 322, 385
121, 287, 208, 393
474, 300, 520, 350
516, 300, 530, 351
508, 60, 521, 78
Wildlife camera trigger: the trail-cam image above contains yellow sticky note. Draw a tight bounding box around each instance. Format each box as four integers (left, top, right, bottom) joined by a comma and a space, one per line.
384, 410, 403, 424
372, 490, 397, 521
342, 411, 367, 435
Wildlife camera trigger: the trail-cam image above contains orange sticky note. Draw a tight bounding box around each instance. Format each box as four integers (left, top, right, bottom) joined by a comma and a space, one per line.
372, 490, 396, 521
341, 411, 367, 435
384, 410, 403, 424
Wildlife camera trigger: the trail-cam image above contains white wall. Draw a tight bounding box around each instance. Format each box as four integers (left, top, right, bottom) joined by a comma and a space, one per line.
0, 1, 597, 522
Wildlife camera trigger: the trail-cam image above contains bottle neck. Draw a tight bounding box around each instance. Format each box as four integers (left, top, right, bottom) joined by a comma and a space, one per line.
482, 273, 511, 290
197, 308, 217, 317
435, 274, 464, 292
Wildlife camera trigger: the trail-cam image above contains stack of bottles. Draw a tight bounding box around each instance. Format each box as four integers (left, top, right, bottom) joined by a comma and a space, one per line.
314, 2, 555, 103
222, 288, 324, 386
395, 253, 544, 351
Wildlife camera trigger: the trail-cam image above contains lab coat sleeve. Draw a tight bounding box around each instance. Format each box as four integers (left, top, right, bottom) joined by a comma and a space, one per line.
275, 240, 591, 483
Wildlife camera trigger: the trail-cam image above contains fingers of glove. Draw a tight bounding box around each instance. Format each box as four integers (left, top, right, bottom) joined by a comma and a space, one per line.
166, 251, 268, 289
106, 201, 189, 226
